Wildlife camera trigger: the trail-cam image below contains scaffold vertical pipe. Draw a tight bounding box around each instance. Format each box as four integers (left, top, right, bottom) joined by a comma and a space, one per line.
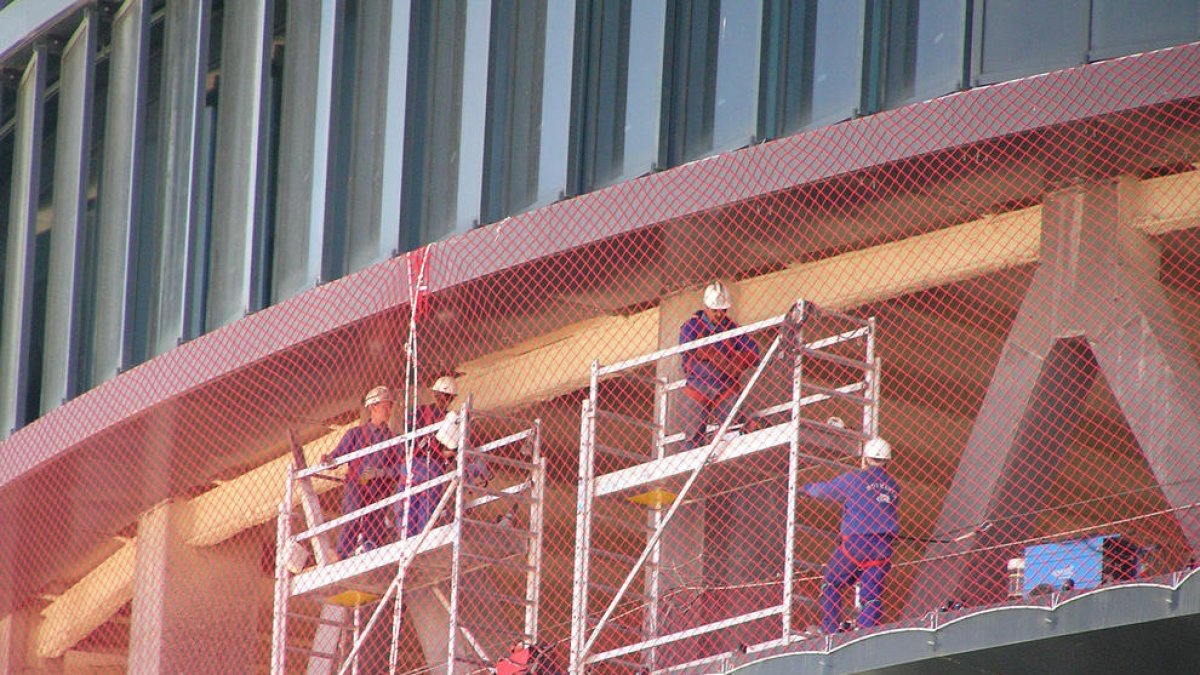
645, 375, 670, 671
781, 301, 805, 642
446, 397, 473, 672
527, 420, 545, 644
864, 316, 879, 439
271, 497, 291, 675
571, 362, 600, 673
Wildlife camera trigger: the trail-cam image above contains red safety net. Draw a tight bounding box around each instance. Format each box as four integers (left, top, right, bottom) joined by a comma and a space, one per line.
3, 46, 1200, 674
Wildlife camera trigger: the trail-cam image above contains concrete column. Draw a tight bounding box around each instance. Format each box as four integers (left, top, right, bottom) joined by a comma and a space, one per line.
0, 609, 33, 673
128, 501, 260, 674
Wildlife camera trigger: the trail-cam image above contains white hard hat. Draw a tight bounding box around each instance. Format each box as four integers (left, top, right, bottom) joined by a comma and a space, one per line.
703, 282, 732, 310
363, 385, 393, 407
863, 437, 892, 461
436, 410, 462, 450
432, 375, 458, 396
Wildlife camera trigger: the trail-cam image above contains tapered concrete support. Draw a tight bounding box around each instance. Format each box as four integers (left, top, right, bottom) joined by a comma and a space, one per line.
907, 181, 1200, 614
128, 501, 260, 674
407, 586, 476, 675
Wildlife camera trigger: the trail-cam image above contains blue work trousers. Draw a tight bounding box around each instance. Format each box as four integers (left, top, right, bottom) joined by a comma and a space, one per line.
820, 534, 894, 634
677, 390, 739, 451
395, 455, 445, 537
335, 477, 394, 559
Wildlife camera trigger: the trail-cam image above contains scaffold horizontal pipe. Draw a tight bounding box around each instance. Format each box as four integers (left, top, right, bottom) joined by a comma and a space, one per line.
804, 325, 871, 351
597, 314, 787, 376
587, 605, 784, 664
799, 346, 873, 370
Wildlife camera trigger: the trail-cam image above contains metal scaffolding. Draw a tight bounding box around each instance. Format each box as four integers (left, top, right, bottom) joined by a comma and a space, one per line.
571, 300, 879, 673
271, 402, 546, 675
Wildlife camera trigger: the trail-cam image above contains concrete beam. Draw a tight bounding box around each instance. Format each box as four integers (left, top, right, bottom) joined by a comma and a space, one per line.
36, 539, 134, 659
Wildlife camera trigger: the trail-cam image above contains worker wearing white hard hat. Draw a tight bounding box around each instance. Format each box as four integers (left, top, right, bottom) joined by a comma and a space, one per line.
323, 385, 397, 558
802, 436, 900, 634
395, 374, 491, 537
677, 282, 761, 450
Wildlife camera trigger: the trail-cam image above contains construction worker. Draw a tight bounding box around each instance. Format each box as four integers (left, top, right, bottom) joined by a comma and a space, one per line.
678, 281, 761, 449
395, 375, 491, 535
803, 436, 900, 634
323, 385, 397, 559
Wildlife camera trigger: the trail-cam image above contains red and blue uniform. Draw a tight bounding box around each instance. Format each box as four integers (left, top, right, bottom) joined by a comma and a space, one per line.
329, 422, 395, 558
395, 403, 451, 536
804, 465, 900, 633
678, 310, 760, 448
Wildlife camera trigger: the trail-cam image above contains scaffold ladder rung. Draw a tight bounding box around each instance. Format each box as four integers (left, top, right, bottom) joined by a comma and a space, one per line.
468, 484, 536, 503
588, 581, 650, 603
801, 382, 872, 406
594, 409, 660, 430
594, 547, 640, 566
594, 512, 654, 533
460, 550, 535, 573
492, 591, 536, 607
461, 516, 536, 538
597, 443, 650, 462
463, 451, 538, 470
799, 347, 873, 370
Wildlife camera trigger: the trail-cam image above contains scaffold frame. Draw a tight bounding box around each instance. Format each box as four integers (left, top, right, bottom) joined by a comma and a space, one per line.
571, 300, 880, 673
271, 400, 546, 675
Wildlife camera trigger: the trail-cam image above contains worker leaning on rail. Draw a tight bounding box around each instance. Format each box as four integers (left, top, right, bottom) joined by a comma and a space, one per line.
803, 437, 900, 634
395, 375, 491, 537
322, 385, 397, 559
678, 281, 761, 449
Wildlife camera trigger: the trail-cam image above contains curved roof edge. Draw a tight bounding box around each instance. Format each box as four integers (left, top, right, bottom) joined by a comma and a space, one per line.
3, 42, 1200, 486
730, 569, 1200, 675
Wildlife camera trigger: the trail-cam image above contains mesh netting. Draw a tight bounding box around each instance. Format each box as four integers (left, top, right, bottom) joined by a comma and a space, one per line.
3, 45, 1200, 674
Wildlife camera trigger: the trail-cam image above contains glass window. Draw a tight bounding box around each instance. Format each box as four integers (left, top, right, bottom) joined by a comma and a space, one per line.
326, 0, 401, 278
481, 1, 547, 225
712, 0, 762, 150
974, 0, 1088, 86
401, 0, 491, 250
760, 0, 866, 138
571, 0, 667, 193
1089, 0, 1199, 61
480, 0, 575, 224
664, 0, 763, 165
809, 0, 865, 128
881, 0, 967, 110
663, 0, 719, 165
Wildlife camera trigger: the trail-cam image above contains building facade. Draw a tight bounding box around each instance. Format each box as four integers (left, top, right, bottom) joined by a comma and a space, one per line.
1, 1, 1199, 672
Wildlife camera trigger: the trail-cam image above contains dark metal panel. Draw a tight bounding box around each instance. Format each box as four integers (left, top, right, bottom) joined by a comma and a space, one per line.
206, 0, 271, 330
42, 11, 95, 412
732, 572, 1200, 675
92, 0, 148, 386
0, 45, 45, 437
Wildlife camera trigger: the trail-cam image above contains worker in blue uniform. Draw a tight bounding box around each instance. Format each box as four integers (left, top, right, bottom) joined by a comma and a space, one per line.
324, 385, 397, 559
803, 436, 900, 634
677, 281, 761, 450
